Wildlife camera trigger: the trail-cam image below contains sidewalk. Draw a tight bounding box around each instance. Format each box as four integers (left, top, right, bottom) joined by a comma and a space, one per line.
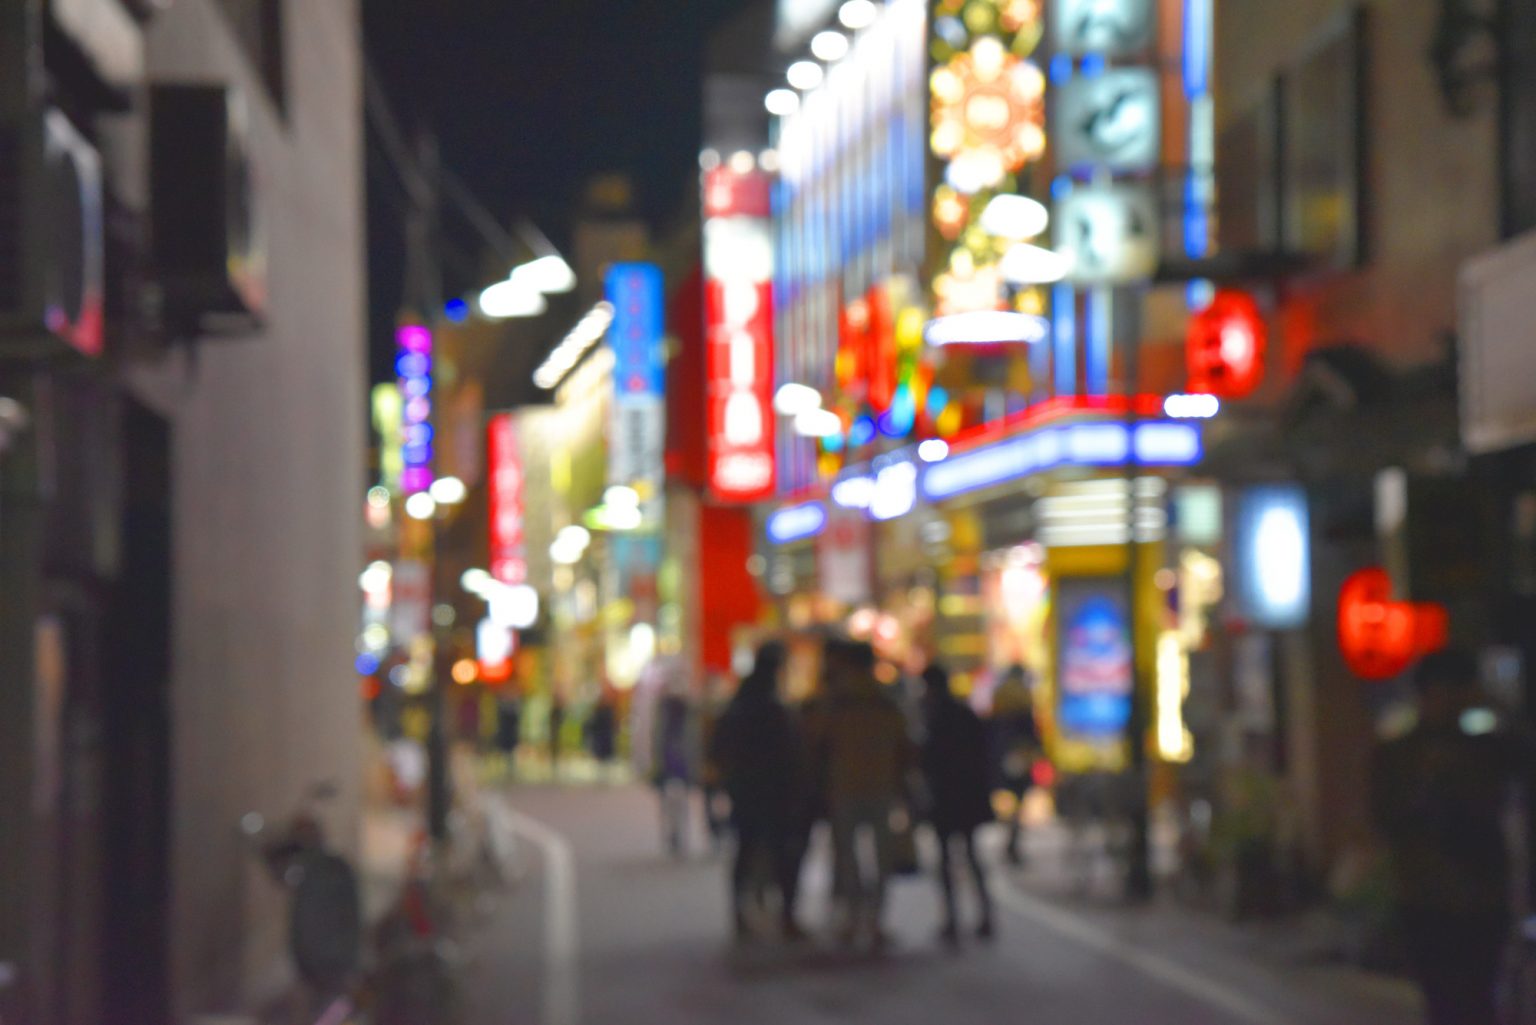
1004, 818, 1421, 1025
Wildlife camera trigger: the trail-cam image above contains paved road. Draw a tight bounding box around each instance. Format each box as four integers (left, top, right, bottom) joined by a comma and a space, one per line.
456, 784, 1422, 1025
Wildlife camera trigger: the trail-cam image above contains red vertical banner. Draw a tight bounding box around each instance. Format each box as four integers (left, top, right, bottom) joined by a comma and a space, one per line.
487, 413, 526, 585
703, 167, 776, 503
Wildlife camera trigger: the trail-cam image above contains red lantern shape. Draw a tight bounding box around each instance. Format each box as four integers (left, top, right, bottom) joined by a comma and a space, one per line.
1187, 289, 1266, 398
1337, 567, 1449, 680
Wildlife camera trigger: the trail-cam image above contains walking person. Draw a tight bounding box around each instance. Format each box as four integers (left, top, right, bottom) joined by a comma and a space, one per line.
709, 641, 809, 942
698, 672, 734, 851
920, 664, 997, 944
547, 696, 566, 779
990, 664, 1041, 865
1372, 649, 1529, 1025
652, 664, 699, 859
586, 695, 618, 781
811, 639, 917, 950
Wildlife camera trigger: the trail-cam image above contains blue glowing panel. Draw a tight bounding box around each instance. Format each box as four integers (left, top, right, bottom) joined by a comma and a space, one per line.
605, 263, 665, 397
920, 422, 1202, 501
1056, 579, 1133, 741
766, 502, 828, 544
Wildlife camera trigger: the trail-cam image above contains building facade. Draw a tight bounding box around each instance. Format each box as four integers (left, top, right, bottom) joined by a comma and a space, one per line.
0, 1, 366, 1021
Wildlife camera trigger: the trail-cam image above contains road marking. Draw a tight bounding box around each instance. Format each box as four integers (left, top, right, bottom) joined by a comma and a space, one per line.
496, 800, 580, 1025
992, 880, 1290, 1025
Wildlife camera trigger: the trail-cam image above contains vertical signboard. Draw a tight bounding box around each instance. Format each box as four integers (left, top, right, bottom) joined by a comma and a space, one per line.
703, 167, 776, 503
396, 324, 433, 494
488, 413, 526, 585
1055, 578, 1134, 742
605, 262, 666, 504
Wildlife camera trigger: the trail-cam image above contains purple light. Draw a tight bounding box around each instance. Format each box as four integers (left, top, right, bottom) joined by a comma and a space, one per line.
401, 467, 433, 493
397, 324, 432, 354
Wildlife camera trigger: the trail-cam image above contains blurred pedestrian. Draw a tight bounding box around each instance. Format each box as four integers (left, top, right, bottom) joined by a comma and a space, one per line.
652, 663, 699, 858
921, 664, 996, 944
494, 693, 521, 777
586, 695, 618, 778
810, 639, 917, 949
710, 641, 809, 941
1371, 648, 1528, 1025
547, 696, 566, 778
990, 664, 1040, 865
698, 672, 733, 851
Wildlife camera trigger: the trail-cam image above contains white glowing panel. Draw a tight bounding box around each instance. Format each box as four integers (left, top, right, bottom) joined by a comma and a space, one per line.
1053, 184, 1159, 285
1234, 485, 1310, 629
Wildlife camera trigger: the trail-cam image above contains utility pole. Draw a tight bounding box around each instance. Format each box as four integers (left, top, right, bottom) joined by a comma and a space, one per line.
400, 128, 451, 845
1120, 290, 1153, 902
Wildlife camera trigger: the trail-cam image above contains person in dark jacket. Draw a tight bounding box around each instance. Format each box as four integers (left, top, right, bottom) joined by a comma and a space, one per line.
922, 664, 997, 943
1372, 649, 1530, 1025
709, 641, 808, 941
989, 663, 1041, 865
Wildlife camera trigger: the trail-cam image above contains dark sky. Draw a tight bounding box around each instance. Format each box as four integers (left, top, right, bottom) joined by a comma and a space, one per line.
364, 0, 752, 381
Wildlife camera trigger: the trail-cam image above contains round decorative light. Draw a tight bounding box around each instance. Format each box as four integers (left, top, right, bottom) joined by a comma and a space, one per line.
765, 88, 800, 116
839, 0, 878, 29
811, 30, 850, 62
787, 60, 824, 91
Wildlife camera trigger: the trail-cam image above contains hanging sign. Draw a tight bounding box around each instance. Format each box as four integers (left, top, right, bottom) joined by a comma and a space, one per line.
1337, 567, 1449, 680
703, 167, 776, 503
487, 413, 526, 585
1188, 290, 1266, 398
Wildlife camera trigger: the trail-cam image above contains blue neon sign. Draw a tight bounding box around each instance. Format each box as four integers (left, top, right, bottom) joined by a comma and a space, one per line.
766, 502, 828, 544
920, 422, 1202, 502
605, 263, 665, 398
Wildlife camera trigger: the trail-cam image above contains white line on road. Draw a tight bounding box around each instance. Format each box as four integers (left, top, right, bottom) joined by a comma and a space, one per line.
992, 880, 1290, 1025
495, 800, 581, 1025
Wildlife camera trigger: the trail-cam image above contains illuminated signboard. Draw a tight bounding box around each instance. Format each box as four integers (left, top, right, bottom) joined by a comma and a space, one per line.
487, 413, 526, 585
1053, 183, 1160, 285
605, 263, 666, 502
928, 1, 1050, 324
766, 501, 828, 544
1052, 0, 1155, 58
396, 324, 433, 494
371, 383, 403, 489
921, 421, 1201, 501
1056, 578, 1134, 741
1055, 68, 1161, 173
1232, 485, 1308, 629
1187, 289, 1266, 398
704, 167, 776, 503
1337, 567, 1449, 681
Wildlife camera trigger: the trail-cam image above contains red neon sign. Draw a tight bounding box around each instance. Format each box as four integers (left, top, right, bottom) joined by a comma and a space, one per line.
1337, 567, 1449, 681
1188, 290, 1266, 398
487, 413, 526, 585
703, 167, 775, 503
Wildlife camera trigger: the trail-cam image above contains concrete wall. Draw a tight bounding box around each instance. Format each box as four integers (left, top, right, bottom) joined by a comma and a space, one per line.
1218, 0, 1499, 370
126, 0, 365, 1015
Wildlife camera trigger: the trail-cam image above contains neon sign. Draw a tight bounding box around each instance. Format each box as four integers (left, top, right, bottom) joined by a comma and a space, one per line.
1187, 289, 1265, 398
396, 324, 433, 494
766, 501, 828, 544
704, 167, 776, 503
1338, 568, 1449, 681
921, 421, 1202, 501
487, 413, 526, 585
605, 263, 666, 509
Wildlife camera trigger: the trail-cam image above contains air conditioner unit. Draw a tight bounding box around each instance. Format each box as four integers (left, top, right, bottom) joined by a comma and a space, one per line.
0, 105, 107, 358
150, 84, 266, 333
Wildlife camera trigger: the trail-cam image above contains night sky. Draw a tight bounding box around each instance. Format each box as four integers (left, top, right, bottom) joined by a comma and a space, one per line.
364, 0, 752, 382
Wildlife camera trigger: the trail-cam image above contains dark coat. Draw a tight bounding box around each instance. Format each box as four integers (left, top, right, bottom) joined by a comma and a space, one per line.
710, 687, 805, 830
922, 695, 995, 835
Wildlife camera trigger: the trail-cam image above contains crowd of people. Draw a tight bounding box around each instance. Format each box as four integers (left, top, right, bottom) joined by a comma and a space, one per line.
702, 637, 1039, 949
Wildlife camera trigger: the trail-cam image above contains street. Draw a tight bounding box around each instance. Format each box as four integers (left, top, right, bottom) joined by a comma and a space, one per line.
457, 784, 1422, 1025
